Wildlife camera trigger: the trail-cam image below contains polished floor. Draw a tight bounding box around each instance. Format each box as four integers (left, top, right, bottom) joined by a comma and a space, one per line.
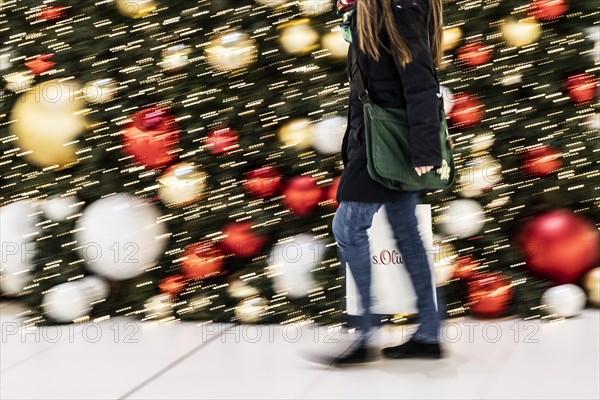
1, 301, 599, 400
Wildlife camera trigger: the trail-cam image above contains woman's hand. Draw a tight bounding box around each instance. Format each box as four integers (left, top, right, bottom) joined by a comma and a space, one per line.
414, 166, 434, 176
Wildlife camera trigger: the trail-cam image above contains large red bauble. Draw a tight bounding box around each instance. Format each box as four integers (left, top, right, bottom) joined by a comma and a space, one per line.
206, 127, 239, 155
324, 176, 341, 208
522, 146, 562, 176
468, 273, 512, 318
517, 210, 600, 284
25, 54, 56, 76
528, 0, 568, 21
243, 166, 281, 198
282, 176, 323, 216
457, 42, 492, 67
565, 73, 598, 104
182, 242, 225, 280
159, 274, 187, 295
448, 93, 484, 129
122, 107, 179, 169
220, 222, 267, 258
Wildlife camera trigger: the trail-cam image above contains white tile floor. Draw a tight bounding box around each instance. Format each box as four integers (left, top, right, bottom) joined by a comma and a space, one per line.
1, 301, 599, 400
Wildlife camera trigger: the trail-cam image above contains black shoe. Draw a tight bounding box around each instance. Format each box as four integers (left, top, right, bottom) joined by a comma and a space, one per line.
303, 343, 377, 366
382, 338, 443, 359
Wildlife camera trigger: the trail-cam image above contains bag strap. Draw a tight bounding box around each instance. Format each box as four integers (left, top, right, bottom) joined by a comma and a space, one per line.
349, 42, 371, 104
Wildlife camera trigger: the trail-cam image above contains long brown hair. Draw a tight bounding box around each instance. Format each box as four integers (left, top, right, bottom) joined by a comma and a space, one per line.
356, 0, 444, 68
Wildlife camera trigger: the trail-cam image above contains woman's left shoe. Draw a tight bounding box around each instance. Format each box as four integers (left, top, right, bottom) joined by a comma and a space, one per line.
381, 338, 443, 359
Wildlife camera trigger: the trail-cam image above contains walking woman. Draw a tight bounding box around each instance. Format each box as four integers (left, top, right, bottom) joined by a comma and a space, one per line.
331, 0, 445, 365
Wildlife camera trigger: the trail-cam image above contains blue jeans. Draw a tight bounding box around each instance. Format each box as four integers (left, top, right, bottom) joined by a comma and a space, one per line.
332, 192, 441, 344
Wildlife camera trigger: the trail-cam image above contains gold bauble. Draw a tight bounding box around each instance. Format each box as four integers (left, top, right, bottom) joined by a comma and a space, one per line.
159, 44, 191, 71
257, 0, 287, 7
9, 79, 86, 168
158, 162, 208, 207
116, 0, 156, 18
583, 267, 600, 307
205, 31, 257, 72
501, 18, 541, 48
442, 26, 462, 52
470, 132, 495, 153
299, 0, 333, 16
278, 19, 319, 55
456, 155, 502, 198
234, 297, 268, 323
321, 30, 349, 60
277, 118, 313, 149
433, 239, 458, 285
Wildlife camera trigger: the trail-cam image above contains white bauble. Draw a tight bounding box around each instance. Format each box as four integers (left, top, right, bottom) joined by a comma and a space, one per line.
269, 234, 323, 298
43, 281, 90, 322
542, 284, 586, 318
78, 276, 110, 302
0, 47, 14, 71
235, 297, 268, 323
440, 199, 485, 239
39, 195, 83, 221
311, 115, 346, 154
0, 270, 31, 296
583, 268, 600, 307
4, 71, 34, 93
439, 85, 454, 114
82, 79, 118, 104
0, 201, 39, 275
74, 193, 168, 280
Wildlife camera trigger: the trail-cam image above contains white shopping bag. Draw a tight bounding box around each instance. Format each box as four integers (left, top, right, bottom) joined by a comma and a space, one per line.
346, 204, 436, 315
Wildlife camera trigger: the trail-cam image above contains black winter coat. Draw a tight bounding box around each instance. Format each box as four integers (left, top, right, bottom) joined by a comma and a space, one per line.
336, 0, 443, 203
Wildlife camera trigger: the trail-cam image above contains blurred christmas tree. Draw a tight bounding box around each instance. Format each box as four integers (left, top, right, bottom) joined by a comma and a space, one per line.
0, 0, 598, 326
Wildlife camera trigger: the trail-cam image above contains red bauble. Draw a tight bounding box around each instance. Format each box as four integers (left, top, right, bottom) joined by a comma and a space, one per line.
182, 242, 225, 280
528, 0, 568, 21
243, 166, 281, 198
282, 176, 323, 216
206, 127, 239, 155
25, 54, 56, 76
324, 176, 341, 208
522, 146, 562, 176
159, 274, 187, 295
122, 107, 179, 169
453, 256, 480, 281
37, 6, 66, 21
468, 273, 512, 318
517, 210, 600, 284
457, 42, 492, 67
448, 93, 484, 128
565, 73, 598, 104
220, 222, 267, 258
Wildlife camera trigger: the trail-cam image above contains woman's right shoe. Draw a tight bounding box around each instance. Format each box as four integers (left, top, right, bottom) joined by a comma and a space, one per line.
381, 338, 443, 359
